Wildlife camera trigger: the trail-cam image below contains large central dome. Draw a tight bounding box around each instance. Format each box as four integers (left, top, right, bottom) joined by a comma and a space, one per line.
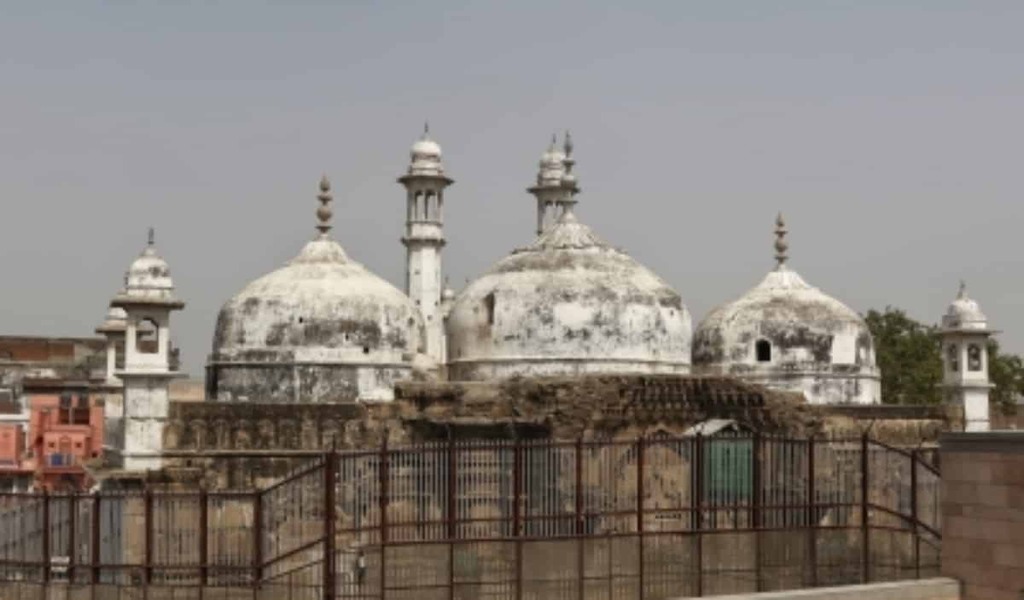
208, 178, 424, 402
446, 137, 691, 380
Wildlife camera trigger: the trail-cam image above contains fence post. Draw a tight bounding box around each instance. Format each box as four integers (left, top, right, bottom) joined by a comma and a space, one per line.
860, 433, 870, 584
42, 489, 50, 585
323, 451, 337, 600
68, 494, 77, 583
144, 488, 153, 587
694, 433, 703, 597
636, 435, 645, 600
199, 489, 208, 588
91, 493, 101, 585
447, 436, 456, 600
576, 438, 585, 600
513, 439, 523, 600
752, 433, 762, 592
379, 438, 389, 600
910, 449, 920, 579
806, 438, 817, 588
253, 487, 263, 589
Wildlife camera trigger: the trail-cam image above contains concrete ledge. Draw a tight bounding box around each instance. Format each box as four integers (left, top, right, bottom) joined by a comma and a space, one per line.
671, 578, 960, 600
941, 430, 1024, 453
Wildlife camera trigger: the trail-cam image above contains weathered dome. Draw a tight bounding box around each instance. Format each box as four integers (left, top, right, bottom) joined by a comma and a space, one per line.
446, 211, 691, 381
208, 179, 424, 403
693, 216, 879, 405
96, 304, 128, 335
408, 124, 445, 177
111, 229, 184, 308
942, 282, 988, 330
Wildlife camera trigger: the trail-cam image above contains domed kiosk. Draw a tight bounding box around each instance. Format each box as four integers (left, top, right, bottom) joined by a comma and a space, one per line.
207, 177, 425, 402
446, 134, 692, 381
693, 215, 880, 405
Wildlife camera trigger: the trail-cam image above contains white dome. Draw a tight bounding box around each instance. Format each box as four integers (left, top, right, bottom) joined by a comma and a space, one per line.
446, 211, 691, 381
209, 238, 424, 402
96, 304, 128, 335
693, 266, 879, 404
111, 232, 183, 308
407, 127, 446, 177
942, 283, 988, 330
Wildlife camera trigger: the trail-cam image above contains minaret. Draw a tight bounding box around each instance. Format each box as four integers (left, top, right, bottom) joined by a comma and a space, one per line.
527, 134, 566, 235
939, 282, 995, 432
111, 228, 185, 471
95, 298, 128, 457
398, 124, 453, 364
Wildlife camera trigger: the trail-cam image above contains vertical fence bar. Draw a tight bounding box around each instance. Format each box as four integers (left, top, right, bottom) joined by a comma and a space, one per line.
91, 494, 101, 586
199, 489, 208, 589
576, 438, 585, 600
41, 489, 50, 585
447, 437, 456, 600
636, 435, 645, 600
752, 434, 762, 592
68, 494, 77, 583
379, 439, 389, 600
144, 489, 153, 587
910, 449, 920, 579
509, 436, 520, 597
806, 438, 817, 588
254, 488, 263, 590
694, 433, 703, 598
324, 451, 337, 600
860, 434, 870, 584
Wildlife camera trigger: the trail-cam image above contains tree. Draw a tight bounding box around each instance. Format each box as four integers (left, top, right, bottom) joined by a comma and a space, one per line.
864, 307, 942, 404
988, 339, 1024, 413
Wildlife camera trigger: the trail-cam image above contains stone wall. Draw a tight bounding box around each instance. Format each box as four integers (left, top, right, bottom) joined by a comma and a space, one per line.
669, 577, 960, 599
940, 431, 1024, 600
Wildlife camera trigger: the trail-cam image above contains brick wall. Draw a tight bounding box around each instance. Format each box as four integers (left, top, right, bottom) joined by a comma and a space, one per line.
940, 431, 1024, 600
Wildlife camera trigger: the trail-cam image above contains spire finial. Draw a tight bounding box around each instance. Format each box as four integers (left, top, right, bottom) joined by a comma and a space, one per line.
957, 280, 967, 299
549, 132, 558, 150
422, 121, 430, 139
774, 212, 789, 268
316, 175, 333, 237
147, 227, 154, 246
559, 130, 579, 213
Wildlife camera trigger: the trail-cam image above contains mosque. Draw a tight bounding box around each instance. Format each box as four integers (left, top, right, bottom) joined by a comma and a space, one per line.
92, 128, 994, 471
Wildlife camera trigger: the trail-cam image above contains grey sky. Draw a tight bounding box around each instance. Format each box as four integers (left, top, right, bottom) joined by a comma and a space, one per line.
2, 1, 1023, 377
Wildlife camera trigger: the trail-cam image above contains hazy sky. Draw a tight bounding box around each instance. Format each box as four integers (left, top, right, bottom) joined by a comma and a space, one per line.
3, 2, 1023, 377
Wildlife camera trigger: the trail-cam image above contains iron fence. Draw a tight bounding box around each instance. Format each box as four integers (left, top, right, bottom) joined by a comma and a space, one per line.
0, 433, 941, 600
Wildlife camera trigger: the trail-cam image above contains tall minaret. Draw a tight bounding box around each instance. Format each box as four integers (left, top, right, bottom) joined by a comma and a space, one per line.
527, 134, 567, 235
111, 228, 185, 471
398, 124, 453, 364
939, 282, 995, 432
95, 298, 128, 457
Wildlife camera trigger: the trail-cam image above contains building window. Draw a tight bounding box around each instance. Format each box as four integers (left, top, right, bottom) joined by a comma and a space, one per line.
755, 339, 771, 363
135, 318, 160, 354
968, 344, 983, 372
947, 344, 959, 372
484, 293, 496, 326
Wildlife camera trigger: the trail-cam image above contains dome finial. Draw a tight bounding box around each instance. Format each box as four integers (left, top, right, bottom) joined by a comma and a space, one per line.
423, 121, 430, 139
560, 130, 579, 213
148, 227, 155, 246
957, 280, 967, 299
774, 212, 789, 268
316, 174, 333, 237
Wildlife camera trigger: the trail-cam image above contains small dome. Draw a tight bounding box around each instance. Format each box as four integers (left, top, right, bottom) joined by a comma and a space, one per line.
441, 286, 456, 302
536, 136, 566, 187
446, 211, 691, 381
407, 124, 445, 177
96, 304, 128, 335
942, 282, 988, 330
111, 229, 183, 307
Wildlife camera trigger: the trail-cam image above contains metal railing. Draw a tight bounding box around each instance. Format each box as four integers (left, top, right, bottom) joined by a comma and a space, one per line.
0, 433, 941, 599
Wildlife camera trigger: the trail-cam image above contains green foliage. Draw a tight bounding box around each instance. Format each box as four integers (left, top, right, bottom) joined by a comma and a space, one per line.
864, 307, 942, 404
988, 339, 1024, 413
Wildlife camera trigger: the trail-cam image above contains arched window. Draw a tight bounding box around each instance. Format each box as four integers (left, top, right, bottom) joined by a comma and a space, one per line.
947, 344, 959, 372
755, 339, 771, 363
135, 318, 160, 354
968, 344, 983, 372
